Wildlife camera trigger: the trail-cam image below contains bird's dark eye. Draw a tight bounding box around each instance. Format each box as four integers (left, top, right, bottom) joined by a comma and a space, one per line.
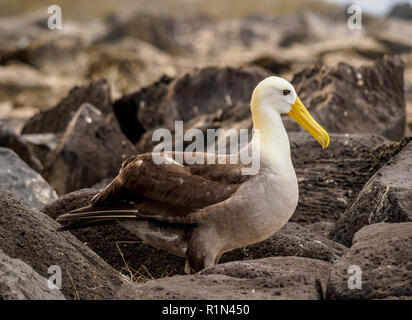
283, 89, 291, 96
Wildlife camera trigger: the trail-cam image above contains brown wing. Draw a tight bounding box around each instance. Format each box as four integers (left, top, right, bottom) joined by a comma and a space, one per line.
57, 152, 251, 227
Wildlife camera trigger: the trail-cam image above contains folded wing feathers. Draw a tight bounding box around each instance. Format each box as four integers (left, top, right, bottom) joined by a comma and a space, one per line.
57, 152, 249, 230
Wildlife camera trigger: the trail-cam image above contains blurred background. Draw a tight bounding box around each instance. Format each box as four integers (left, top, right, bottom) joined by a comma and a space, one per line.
0, 0, 412, 133
1, 0, 412, 281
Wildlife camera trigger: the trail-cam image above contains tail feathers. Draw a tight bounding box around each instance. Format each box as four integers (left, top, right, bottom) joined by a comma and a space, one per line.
57, 203, 198, 232
56, 203, 139, 231
57, 218, 115, 231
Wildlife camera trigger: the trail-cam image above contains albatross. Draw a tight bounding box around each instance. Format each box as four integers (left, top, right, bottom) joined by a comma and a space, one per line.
57, 76, 329, 273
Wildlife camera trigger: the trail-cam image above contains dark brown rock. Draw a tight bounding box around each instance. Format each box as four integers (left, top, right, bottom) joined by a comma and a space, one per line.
116, 257, 331, 300
0, 186, 124, 300
289, 132, 404, 224
113, 75, 172, 144
113, 66, 270, 143
287, 56, 405, 140
42, 103, 137, 195
22, 79, 114, 135
20, 133, 59, 165
41, 188, 98, 220
326, 222, 412, 300
330, 140, 412, 246
135, 111, 224, 154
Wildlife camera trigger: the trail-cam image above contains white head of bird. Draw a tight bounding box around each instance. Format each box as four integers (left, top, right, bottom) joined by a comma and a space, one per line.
250, 76, 329, 172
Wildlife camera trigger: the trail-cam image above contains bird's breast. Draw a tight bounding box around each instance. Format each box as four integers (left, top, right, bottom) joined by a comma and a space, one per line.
211, 171, 299, 251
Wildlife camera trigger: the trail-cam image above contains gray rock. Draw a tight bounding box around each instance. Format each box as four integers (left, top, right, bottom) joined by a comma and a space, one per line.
326, 222, 412, 300
0, 117, 27, 135
221, 222, 347, 264
43, 103, 137, 195
0, 186, 125, 299
330, 141, 412, 246
304, 221, 335, 238
0, 147, 57, 210
287, 56, 405, 140
0, 129, 43, 172
116, 257, 331, 300
0, 249, 65, 300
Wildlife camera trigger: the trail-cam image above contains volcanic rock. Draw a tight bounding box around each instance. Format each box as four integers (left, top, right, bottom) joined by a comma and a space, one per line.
113, 66, 270, 143
22, 79, 114, 135
330, 141, 412, 246
221, 222, 346, 264
0, 147, 57, 210
0, 186, 125, 299
289, 132, 401, 224
287, 56, 405, 140
117, 257, 331, 300
20, 133, 59, 165
0, 129, 43, 172
0, 249, 65, 300
326, 222, 412, 299
42, 103, 137, 194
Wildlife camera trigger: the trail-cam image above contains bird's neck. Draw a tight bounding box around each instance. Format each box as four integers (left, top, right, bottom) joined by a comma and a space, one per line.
251, 105, 295, 175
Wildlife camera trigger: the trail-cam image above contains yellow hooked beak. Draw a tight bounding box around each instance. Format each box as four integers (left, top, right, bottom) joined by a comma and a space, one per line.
288, 96, 330, 149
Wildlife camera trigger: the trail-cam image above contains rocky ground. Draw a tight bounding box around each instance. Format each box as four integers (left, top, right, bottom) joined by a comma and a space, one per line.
0, 2, 412, 300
